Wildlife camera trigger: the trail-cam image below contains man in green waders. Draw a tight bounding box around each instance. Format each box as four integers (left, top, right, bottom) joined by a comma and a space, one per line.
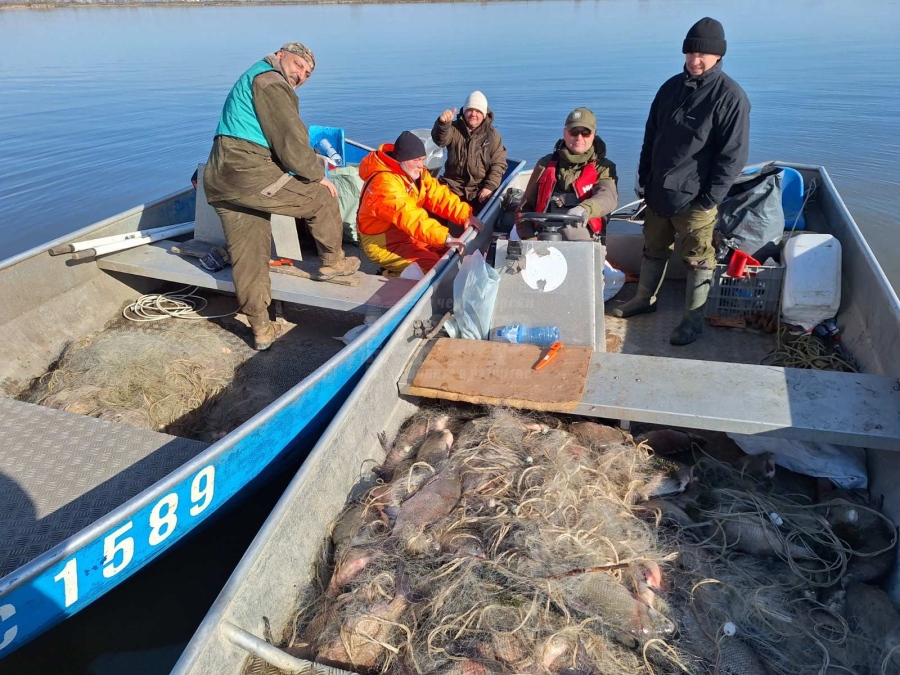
614, 18, 750, 346
204, 42, 359, 350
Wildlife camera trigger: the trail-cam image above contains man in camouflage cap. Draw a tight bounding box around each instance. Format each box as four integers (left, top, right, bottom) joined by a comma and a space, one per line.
204, 42, 359, 350
515, 107, 618, 241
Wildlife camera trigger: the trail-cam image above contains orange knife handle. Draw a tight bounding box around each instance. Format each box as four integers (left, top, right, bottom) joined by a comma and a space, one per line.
533, 341, 563, 371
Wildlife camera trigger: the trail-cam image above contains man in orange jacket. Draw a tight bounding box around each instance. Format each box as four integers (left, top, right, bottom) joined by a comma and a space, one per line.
357, 131, 483, 276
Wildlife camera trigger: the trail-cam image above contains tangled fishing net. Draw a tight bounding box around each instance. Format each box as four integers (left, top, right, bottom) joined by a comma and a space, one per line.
18, 317, 277, 441
274, 408, 899, 675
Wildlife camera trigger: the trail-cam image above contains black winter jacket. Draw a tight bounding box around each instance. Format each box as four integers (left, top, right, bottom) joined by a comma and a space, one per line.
638, 62, 750, 217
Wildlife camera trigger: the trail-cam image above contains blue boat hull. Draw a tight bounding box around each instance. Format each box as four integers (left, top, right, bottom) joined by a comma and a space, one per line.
0, 278, 422, 656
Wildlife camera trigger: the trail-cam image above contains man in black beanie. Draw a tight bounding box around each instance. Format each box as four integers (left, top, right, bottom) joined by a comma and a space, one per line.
356, 131, 483, 276
615, 17, 750, 347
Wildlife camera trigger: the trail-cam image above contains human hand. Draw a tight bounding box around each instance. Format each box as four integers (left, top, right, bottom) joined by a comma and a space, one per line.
635, 185, 645, 199
477, 188, 493, 203
567, 205, 587, 222
439, 108, 458, 124
464, 216, 484, 232
444, 237, 466, 256
320, 177, 337, 198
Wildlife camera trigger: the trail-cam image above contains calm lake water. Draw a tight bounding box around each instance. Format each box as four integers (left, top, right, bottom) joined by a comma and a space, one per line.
1, 0, 899, 288
1, 0, 899, 672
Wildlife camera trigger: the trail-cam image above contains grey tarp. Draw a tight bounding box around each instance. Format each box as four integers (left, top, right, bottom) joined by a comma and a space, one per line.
716, 166, 785, 260
330, 165, 364, 243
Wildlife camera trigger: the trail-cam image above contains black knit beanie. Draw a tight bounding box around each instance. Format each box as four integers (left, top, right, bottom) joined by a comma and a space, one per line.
391, 131, 427, 162
682, 17, 727, 57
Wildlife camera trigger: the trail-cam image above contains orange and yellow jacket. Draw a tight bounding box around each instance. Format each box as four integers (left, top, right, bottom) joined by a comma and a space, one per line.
357, 144, 473, 249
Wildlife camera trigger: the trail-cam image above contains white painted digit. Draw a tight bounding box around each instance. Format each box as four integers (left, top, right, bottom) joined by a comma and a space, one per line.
102, 522, 134, 578
149, 493, 178, 545
0, 604, 17, 651
52, 558, 78, 608
189, 466, 215, 516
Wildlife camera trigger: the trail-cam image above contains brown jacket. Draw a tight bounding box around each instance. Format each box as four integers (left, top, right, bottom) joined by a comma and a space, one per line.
431, 111, 507, 203
204, 54, 324, 204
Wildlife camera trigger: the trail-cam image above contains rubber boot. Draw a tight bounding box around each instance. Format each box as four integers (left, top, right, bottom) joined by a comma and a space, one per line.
250, 318, 282, 351
611, 257, 668, 318
317, 253, 361, 281
670, 268, 714, 346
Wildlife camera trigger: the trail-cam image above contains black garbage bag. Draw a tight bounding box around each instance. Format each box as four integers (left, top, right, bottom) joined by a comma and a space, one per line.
497, 187, 524, 234
715, 165, 785, 261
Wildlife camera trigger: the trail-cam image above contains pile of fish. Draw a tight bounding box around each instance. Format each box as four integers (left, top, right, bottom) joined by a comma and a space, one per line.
284, 408, 900, 675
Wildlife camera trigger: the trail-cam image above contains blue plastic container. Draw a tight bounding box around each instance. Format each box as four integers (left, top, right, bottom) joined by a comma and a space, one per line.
308, 125, 346, 175
780, 167, 806, 230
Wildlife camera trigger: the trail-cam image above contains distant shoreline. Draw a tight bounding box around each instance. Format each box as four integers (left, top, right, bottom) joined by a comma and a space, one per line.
2, 0, 532, 9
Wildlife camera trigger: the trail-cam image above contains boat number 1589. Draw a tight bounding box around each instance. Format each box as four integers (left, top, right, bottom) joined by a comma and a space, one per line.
0, 465, 216, 652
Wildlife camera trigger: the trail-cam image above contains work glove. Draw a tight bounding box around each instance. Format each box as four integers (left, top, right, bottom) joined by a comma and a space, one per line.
199, 246, 230, 272
567, 205, 588, 222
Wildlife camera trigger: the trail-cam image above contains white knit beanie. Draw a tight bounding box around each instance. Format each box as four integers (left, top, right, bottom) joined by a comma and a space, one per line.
462, 91, 488, 115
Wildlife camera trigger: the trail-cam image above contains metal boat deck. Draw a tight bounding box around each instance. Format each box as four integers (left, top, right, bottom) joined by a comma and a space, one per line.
96, 239, 416, 315
0, 397, 207, 576
605, 281, 777, 364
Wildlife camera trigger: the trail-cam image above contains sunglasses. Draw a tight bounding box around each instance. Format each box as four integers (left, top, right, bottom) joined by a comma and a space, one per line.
567, 127, 593, 137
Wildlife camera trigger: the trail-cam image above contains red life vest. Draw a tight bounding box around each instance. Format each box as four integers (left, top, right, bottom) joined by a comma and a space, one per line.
535, 159, 605, 234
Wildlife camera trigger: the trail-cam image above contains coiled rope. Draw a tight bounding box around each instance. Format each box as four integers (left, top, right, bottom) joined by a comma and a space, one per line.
123, 285, 238, 322
759, 179, 858, 372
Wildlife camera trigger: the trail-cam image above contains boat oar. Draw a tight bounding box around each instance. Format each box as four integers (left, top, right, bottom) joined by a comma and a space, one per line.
49, 222, 195, 256
69, 222, 195, 260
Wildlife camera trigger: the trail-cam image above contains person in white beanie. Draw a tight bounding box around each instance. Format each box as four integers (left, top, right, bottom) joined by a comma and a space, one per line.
431, 90, 507, 214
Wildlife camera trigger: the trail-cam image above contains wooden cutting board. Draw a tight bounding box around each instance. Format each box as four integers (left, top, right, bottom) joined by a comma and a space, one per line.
408, 338, 593, 411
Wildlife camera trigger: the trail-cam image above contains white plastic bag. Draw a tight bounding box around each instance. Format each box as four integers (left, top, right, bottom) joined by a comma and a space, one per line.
727, 433, 868, 489
603, 261, 626, 301
399, 262, 425, 280
334, 312, 379, 346
445, 250, 501, 340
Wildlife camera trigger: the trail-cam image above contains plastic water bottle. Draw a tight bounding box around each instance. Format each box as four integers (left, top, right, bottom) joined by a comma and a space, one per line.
495, 325, 560, 347
318, 138, 342, 167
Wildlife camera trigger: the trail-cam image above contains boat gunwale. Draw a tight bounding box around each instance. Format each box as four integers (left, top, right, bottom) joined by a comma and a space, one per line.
805, 163, 900, 318
0, 186, 193, 273
0, 157, 523, 597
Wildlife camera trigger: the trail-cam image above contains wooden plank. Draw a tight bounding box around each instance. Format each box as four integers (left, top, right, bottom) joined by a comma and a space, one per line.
270, 260, 361, 286
408, 337, 593, 411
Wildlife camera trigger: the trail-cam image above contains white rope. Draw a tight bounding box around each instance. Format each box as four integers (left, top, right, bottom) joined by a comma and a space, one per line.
123, 285, 238, 322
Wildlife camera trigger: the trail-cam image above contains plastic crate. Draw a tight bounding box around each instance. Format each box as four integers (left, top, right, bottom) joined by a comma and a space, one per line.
704, 264, 784, 318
